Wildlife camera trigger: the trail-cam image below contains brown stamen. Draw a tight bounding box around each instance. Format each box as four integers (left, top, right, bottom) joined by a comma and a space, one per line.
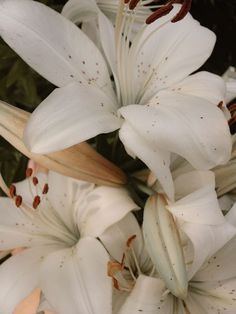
146, 3, 174, 24
228, 103, 236, 113
33, 195, 41, 209
42, 183, 49, 195
32, 177, 38, 186
26, 167, 33, 178
171, 0, 192, 23
15, 195, 22, 207
9, 184, 16, 198
126, 234, 137, 247
146, 0, 192, 24
129, 0, 140, 10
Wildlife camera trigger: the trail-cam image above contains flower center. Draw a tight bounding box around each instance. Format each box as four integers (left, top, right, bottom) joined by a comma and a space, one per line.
0, 168, 79, 247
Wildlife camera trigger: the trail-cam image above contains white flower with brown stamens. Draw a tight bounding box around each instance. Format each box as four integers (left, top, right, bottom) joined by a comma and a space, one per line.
0, 0, 231, 200
102, 171, 236, 313
0, 170, 139, 313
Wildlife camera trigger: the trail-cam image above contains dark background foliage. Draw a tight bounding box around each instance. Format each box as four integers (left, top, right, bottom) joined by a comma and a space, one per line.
0, 0, 235, 191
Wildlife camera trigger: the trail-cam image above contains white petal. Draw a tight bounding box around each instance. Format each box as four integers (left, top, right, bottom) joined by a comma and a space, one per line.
24, 82, 121, 153
0, 198, 43, 250
62, 0, 98, 25
100, 213, 144, 264
131, 5, 216, 103
226, 79, 236, 103
46, 171, 94, 236
0, 246, 56, 313
0, 0, 114, 96
63, 0, 120, 98
76, 186, 139, 237
189, 279, 236, 313
40, 237, 112, 314
168, 171, 224, 225
183, 222, 236, 280
194, 236, 236, 282
226, 203, 236, 226
120, 93, 231, 174
119, 121, 174, 200
171, 71, 226, 105
118, 275, 173, 314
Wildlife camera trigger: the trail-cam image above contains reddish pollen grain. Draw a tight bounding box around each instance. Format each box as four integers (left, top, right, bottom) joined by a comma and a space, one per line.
15, 195, 22, 207
26, 168, 33, 178
33, 195, 41, 209
9, 185, 16, 198
126, 234, 137, 247
32, 176, 39, 186
42, 183, 49, 195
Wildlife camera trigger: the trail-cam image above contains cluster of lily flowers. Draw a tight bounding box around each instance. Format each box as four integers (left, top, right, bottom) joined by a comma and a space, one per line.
0, 0, 236, 313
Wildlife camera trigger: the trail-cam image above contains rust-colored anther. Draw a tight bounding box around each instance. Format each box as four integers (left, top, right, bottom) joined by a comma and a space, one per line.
217, 101, 224, 110
126, 234, 137, 247
113, 278, 120, 290
32, 176, 39, 186
42, 183, 49, 195
15, 195, 22, 207
129, 0, 140, 10
33, 195, 41, 209
146, 4, 174, 24
9, 184, 16, 198
171, 0, 192, 23
228, 103, 236, 113
26, 167, 33, 178
124, 0, 130, 4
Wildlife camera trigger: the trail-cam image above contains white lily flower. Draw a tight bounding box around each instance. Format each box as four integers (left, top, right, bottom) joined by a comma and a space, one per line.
113, 172, 236, 313
0, 170, 138, 313
0, 0, 231, 200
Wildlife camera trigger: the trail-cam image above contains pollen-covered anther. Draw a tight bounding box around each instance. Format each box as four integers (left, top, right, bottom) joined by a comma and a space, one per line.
33, 195, 41, 209
25, 167, 33, 178
42, 183, 49, 195
32, 176, 39, 186
9, 184, 16, 198
15, 195, 22, 207
171, 0, 192, 23
126, 234, 137, 247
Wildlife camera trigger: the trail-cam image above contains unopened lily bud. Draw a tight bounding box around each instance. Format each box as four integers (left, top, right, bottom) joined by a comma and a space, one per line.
143, 194, 188, 299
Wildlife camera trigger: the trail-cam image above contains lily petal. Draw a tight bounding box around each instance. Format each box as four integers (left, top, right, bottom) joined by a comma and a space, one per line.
194, 235, 236, 282
118, 275, 173, 314
119, 121, 174, 200
132, 5, 216, 103
170, 71, 226, 105
0, 100, 127, 186
120, 93, 231, 180
169, 171, 224, 225
40, 237, 112, 314
100, 213, 144, 264
24, 82, 121, 154
76, 186, 139, 237
0, 0, 113, 97
0, 246, 57, 313
189, 278, 236, 313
